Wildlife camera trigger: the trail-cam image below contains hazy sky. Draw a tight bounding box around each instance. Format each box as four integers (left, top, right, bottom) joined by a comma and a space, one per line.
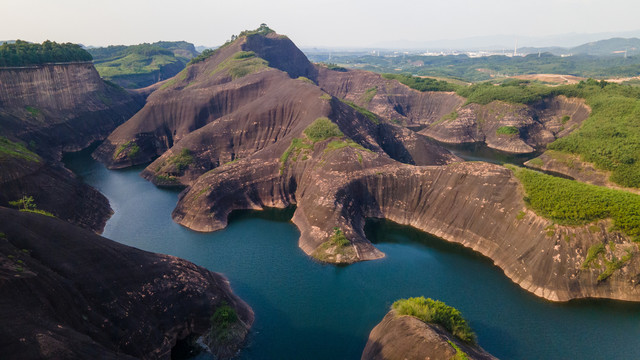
2, 0, 640, 47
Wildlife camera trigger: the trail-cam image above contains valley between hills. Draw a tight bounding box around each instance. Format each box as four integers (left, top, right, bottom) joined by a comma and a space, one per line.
2, 25, 640, 359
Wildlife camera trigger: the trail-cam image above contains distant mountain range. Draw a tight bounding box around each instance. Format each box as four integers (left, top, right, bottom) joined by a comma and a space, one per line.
369, 30, 640, 51
520, 37, 640, 56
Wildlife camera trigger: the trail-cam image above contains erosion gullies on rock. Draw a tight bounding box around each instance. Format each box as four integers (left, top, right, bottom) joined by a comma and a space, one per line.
94, 28, 640, 301
419, 95, 591, 154
93, 31, 318, 170
0, 207, 253, 360
362, 310, 497, 360
0, 62, 141, 159
0, 62, 141, 231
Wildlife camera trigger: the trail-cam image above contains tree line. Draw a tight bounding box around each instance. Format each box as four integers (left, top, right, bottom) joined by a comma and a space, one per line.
0, 40, 92, 67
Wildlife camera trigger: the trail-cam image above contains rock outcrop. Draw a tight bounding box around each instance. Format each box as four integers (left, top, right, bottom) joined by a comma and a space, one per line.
95, 29, 640, 302
0, 207, 253, 359
0, 62, 141, 232
421, 96, 590, 154
314, 69, 590, 154
362, 310, 497, 360
0, 62, 141, 159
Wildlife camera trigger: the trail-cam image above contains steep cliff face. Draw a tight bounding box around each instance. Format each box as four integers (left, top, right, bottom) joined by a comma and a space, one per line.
93, 32, 318, 169
174, 135, 640, 301
0, 62, 141, 158
0, 62, 141, 232
0, 207, 253, 359
0, 151, 112, 232
362, 310, 497, 360
94, 31, 639, 302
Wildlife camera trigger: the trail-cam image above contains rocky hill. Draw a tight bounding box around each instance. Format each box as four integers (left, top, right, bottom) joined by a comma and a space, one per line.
0, 207, 253, 359
0, 61, 141, 231
93, 28, 640, 302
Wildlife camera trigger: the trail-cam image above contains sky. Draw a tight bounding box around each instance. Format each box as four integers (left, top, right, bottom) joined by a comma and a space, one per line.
2, 0, 640, 48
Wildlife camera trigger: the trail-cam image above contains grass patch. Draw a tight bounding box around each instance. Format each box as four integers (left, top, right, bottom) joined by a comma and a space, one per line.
0, 137, 40, 162
392, 297, 476, 345
280, 138, 314, 173
598, 251, 633, 281
508, 165, 640, 240
448, 340, 470, 360
561, 115, 571, 124
319, 93, 332, 101
496, 125, 519, 136
582, 243, 605, 269
155, 174, 179, 183
114, 141, 140, 160
382, 73, 459, 92
312, 227, 355, 262
210, 51, 268, 80
325, 139, 367, 152
360, 86, 378, 104
297, 76, 315, 85
339, 99, 380, 124
516, 210, 526, 220
168, 148, 194, 172
25, 106, 40, 117
528, 158, 544, 167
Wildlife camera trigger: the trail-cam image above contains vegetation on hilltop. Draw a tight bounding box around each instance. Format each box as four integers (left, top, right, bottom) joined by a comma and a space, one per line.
392, 297, 476, 345
89, 42, 194, 87
210, 51, 268, 80
548, 80, 640, 188
188, 24, 275, 66
382, 73, 458, 92
0, 40, 92, 67
507, 165, 640, 239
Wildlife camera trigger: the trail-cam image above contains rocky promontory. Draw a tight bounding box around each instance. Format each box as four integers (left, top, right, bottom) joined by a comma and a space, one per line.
362, 310, 497, 360
0, 207, 253, 359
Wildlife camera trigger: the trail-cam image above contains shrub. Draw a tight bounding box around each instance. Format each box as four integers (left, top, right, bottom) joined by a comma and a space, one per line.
210, 302, 238, 341
392, 297, 476, 345
303, 118, 343, 142
169, 148, 194, 172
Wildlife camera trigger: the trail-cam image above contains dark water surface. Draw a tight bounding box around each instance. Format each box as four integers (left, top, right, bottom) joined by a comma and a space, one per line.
65, 148, 640, 360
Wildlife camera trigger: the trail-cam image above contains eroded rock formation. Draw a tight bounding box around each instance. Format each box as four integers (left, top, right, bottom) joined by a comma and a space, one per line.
94, 30, 639, 302
0, 62, 141, 231
0, 207, 253, 359
362, 310, 497, 360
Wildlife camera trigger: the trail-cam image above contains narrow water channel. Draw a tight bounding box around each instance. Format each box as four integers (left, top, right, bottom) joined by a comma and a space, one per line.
64, 147, 640, 360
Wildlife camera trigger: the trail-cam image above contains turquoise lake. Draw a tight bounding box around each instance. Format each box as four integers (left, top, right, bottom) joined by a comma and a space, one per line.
64, 148, 640, 360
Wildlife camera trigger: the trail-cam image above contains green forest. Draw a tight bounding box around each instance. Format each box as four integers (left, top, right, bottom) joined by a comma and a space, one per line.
0, 40, 92, 67
309, 52, 640, 83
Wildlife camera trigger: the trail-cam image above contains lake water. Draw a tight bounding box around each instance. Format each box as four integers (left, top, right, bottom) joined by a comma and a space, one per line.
64, 148, 640, 360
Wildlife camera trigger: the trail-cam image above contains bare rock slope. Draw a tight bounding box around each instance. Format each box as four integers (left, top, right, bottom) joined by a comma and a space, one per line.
0, 62, 141, 231
0, 207, 253, 360
95, 30, 640, 302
